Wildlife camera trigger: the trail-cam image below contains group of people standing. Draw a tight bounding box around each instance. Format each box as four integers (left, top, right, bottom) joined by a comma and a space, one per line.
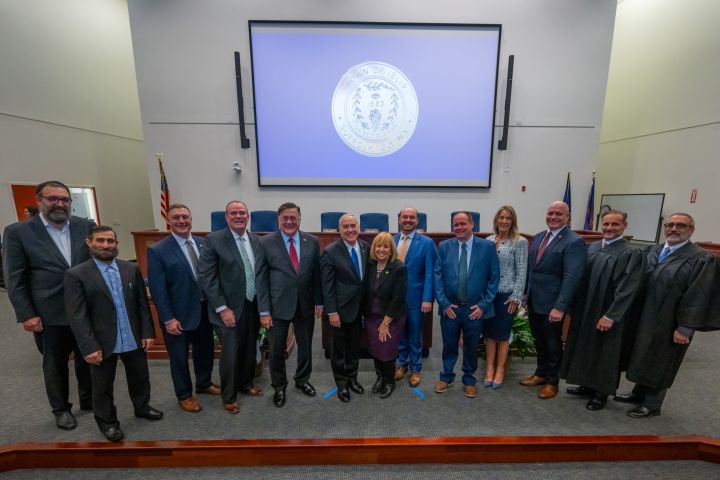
3, 180, 719, 443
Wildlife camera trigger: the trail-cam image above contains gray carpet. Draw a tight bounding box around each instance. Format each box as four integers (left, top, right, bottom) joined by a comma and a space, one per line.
1, 462, 719, 479
1, 289, 719, 445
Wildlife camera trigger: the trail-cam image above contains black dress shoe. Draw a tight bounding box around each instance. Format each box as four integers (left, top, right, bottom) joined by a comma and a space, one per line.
586, 395, 607, 411
371, 377, 384, 394
613, 392, 643, 404
378, 383, 395, 399
337, 387, 351, 403
55, 410, 77, 430
295, 381, 317, 397
273, 389, 287, 408
348, 378, 364, 394
626, 405, 661, 419
103, 426, 124, 442
135, 406, 164, 421
566, 386, 593, 396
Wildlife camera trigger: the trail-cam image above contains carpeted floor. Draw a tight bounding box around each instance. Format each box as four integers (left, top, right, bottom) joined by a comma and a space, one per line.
1, 289, 718, 445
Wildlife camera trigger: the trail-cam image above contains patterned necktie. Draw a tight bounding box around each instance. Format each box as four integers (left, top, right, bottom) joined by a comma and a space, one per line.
186, 239, 199, 278
398, 235, 409, 262
458, 243, 468, 302
536, 231, 552, 262
288, 237, 299, 273
238, 237, 255, 300
351, 247, 361, 280
601, 240, 608, 249
657, 246, 672, 263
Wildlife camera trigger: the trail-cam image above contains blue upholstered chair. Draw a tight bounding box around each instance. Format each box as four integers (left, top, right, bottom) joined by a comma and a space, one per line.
450, 211, 480, 232
250, 210, 279, 232
210, 211, 227, 232
360, 213, 389, 232
320, 212, 345, 232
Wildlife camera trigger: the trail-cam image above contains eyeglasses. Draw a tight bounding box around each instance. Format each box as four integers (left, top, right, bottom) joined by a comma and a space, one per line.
39, 195, 72, 204
664, 222, 692, 229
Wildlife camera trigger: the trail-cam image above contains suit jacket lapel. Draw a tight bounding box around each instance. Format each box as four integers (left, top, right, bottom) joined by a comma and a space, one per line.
449, 240, 460, 278
69, 217, 86, 266
225, 228, 245, 274
30, 216, 70, 268
276, 232, 297, 275
88, 262, 114, 303
538, 227, 567, 266
170, 237, 197, 282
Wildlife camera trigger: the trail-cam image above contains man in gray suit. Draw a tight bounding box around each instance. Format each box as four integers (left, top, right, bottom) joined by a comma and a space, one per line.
197, 200, 266, 414
257, 202, 323, 407
2, 180, 94, 430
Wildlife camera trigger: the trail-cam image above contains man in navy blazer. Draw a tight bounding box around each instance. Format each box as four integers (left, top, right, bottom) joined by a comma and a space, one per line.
147, 204, 219, 414
521, 201, 587, 399
434, 212, 500, 398
393, 207, 436, 387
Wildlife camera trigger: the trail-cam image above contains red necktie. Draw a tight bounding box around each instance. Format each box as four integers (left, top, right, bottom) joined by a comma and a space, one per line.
535, 231, 552, 262
288, 237, 299, 273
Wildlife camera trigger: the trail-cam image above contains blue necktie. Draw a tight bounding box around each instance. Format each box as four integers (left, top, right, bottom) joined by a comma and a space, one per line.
351, 247, 361, 279
458, 243, 468, 302
658, 246, 671, 263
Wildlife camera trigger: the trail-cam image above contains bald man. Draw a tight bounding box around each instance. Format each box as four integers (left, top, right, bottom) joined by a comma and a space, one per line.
521, 201, 587, 399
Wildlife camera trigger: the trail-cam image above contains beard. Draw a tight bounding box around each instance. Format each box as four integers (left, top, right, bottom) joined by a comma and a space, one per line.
44, 206, 69, 224
90, 247, 118, 262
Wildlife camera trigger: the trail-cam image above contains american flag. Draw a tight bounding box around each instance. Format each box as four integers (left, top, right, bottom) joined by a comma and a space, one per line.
158, 157, 170, 230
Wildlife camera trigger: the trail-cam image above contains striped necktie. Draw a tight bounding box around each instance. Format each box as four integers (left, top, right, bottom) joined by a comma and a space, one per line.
238, 237, 255, 300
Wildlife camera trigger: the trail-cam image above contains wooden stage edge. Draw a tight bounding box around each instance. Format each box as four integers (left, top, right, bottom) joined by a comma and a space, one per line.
1, 435, 719, 471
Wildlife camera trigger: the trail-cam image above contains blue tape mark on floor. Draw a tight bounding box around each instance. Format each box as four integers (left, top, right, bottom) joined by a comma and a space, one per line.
412, 387, 426, 398
323, 388, 338, 399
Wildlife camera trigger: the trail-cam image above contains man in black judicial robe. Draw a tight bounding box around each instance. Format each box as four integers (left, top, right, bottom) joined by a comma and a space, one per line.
560, 210, 645, 410
614, 213, 720, 418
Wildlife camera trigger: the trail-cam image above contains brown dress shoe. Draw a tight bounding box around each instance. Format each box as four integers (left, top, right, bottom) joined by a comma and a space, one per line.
242, 385, 264, 397
409, 372, 421, 387
519, 375, 547, 387
223, 402, 240, 414
394, 367, 407, 381
434, 380, 452, 393
179, 397, 202, 413
538, 384, 559, 399
196, 383, 221, 395
464, 385, 478, 398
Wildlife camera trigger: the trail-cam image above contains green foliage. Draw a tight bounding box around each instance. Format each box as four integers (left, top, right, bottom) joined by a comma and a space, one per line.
510, 306, 537, 358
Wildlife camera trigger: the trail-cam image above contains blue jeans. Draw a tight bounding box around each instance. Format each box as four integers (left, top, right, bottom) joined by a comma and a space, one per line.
439, 305, 483, 386
396, 307, 424, 373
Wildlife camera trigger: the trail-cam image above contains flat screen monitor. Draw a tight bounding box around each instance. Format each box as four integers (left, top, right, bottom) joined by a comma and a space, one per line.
249, 21, 502, 188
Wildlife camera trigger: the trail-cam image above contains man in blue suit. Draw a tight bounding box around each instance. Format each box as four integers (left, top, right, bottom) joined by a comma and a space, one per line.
521, 201, 587, 399
147, 204, 219, 413
434, 212, 500, 398
393, 207, 436, 387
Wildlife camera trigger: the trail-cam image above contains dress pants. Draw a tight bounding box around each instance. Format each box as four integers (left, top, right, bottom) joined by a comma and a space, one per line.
35, 325, 92, 413
439, 305, 483, 386
631, 383, 668, 410
218, 298, 259, 404
162, 304, 215, 400
269, 303, 314, 390
329, 318, 362, 389
374, 358, 396, 386
528, 307, 564, 385
396, 306, 424, 373
90, 347, 151, 432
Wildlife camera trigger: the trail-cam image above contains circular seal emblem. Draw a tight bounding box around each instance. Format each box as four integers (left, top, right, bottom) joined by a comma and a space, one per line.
332, 61, 419, 157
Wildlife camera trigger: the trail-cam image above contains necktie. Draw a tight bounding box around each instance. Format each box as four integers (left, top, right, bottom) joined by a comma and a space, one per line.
186, 240, 199, 278
398, 236, 409, 262
535, 231, 552, 262
288, 237, 299, 273
238, 237, 255, 300
657, 246, 671, 263
351, 247, 361, 280
601, 240, 608, 249
458, 243, 468, 302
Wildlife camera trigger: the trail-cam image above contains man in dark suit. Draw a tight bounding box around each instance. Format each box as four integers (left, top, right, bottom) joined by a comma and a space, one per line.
147, 203, 219, 413
393, 207, 436, 387
522, 201, 587, 399
197, 200, 266, 414
321, 213, 369, 402
2, 180, 94, 430
434, 212, 500, 398
257, 202, 323, 408
64, 226, 162, 442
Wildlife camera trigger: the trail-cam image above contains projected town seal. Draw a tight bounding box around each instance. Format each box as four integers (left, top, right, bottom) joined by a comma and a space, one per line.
332, 61, 418, 157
